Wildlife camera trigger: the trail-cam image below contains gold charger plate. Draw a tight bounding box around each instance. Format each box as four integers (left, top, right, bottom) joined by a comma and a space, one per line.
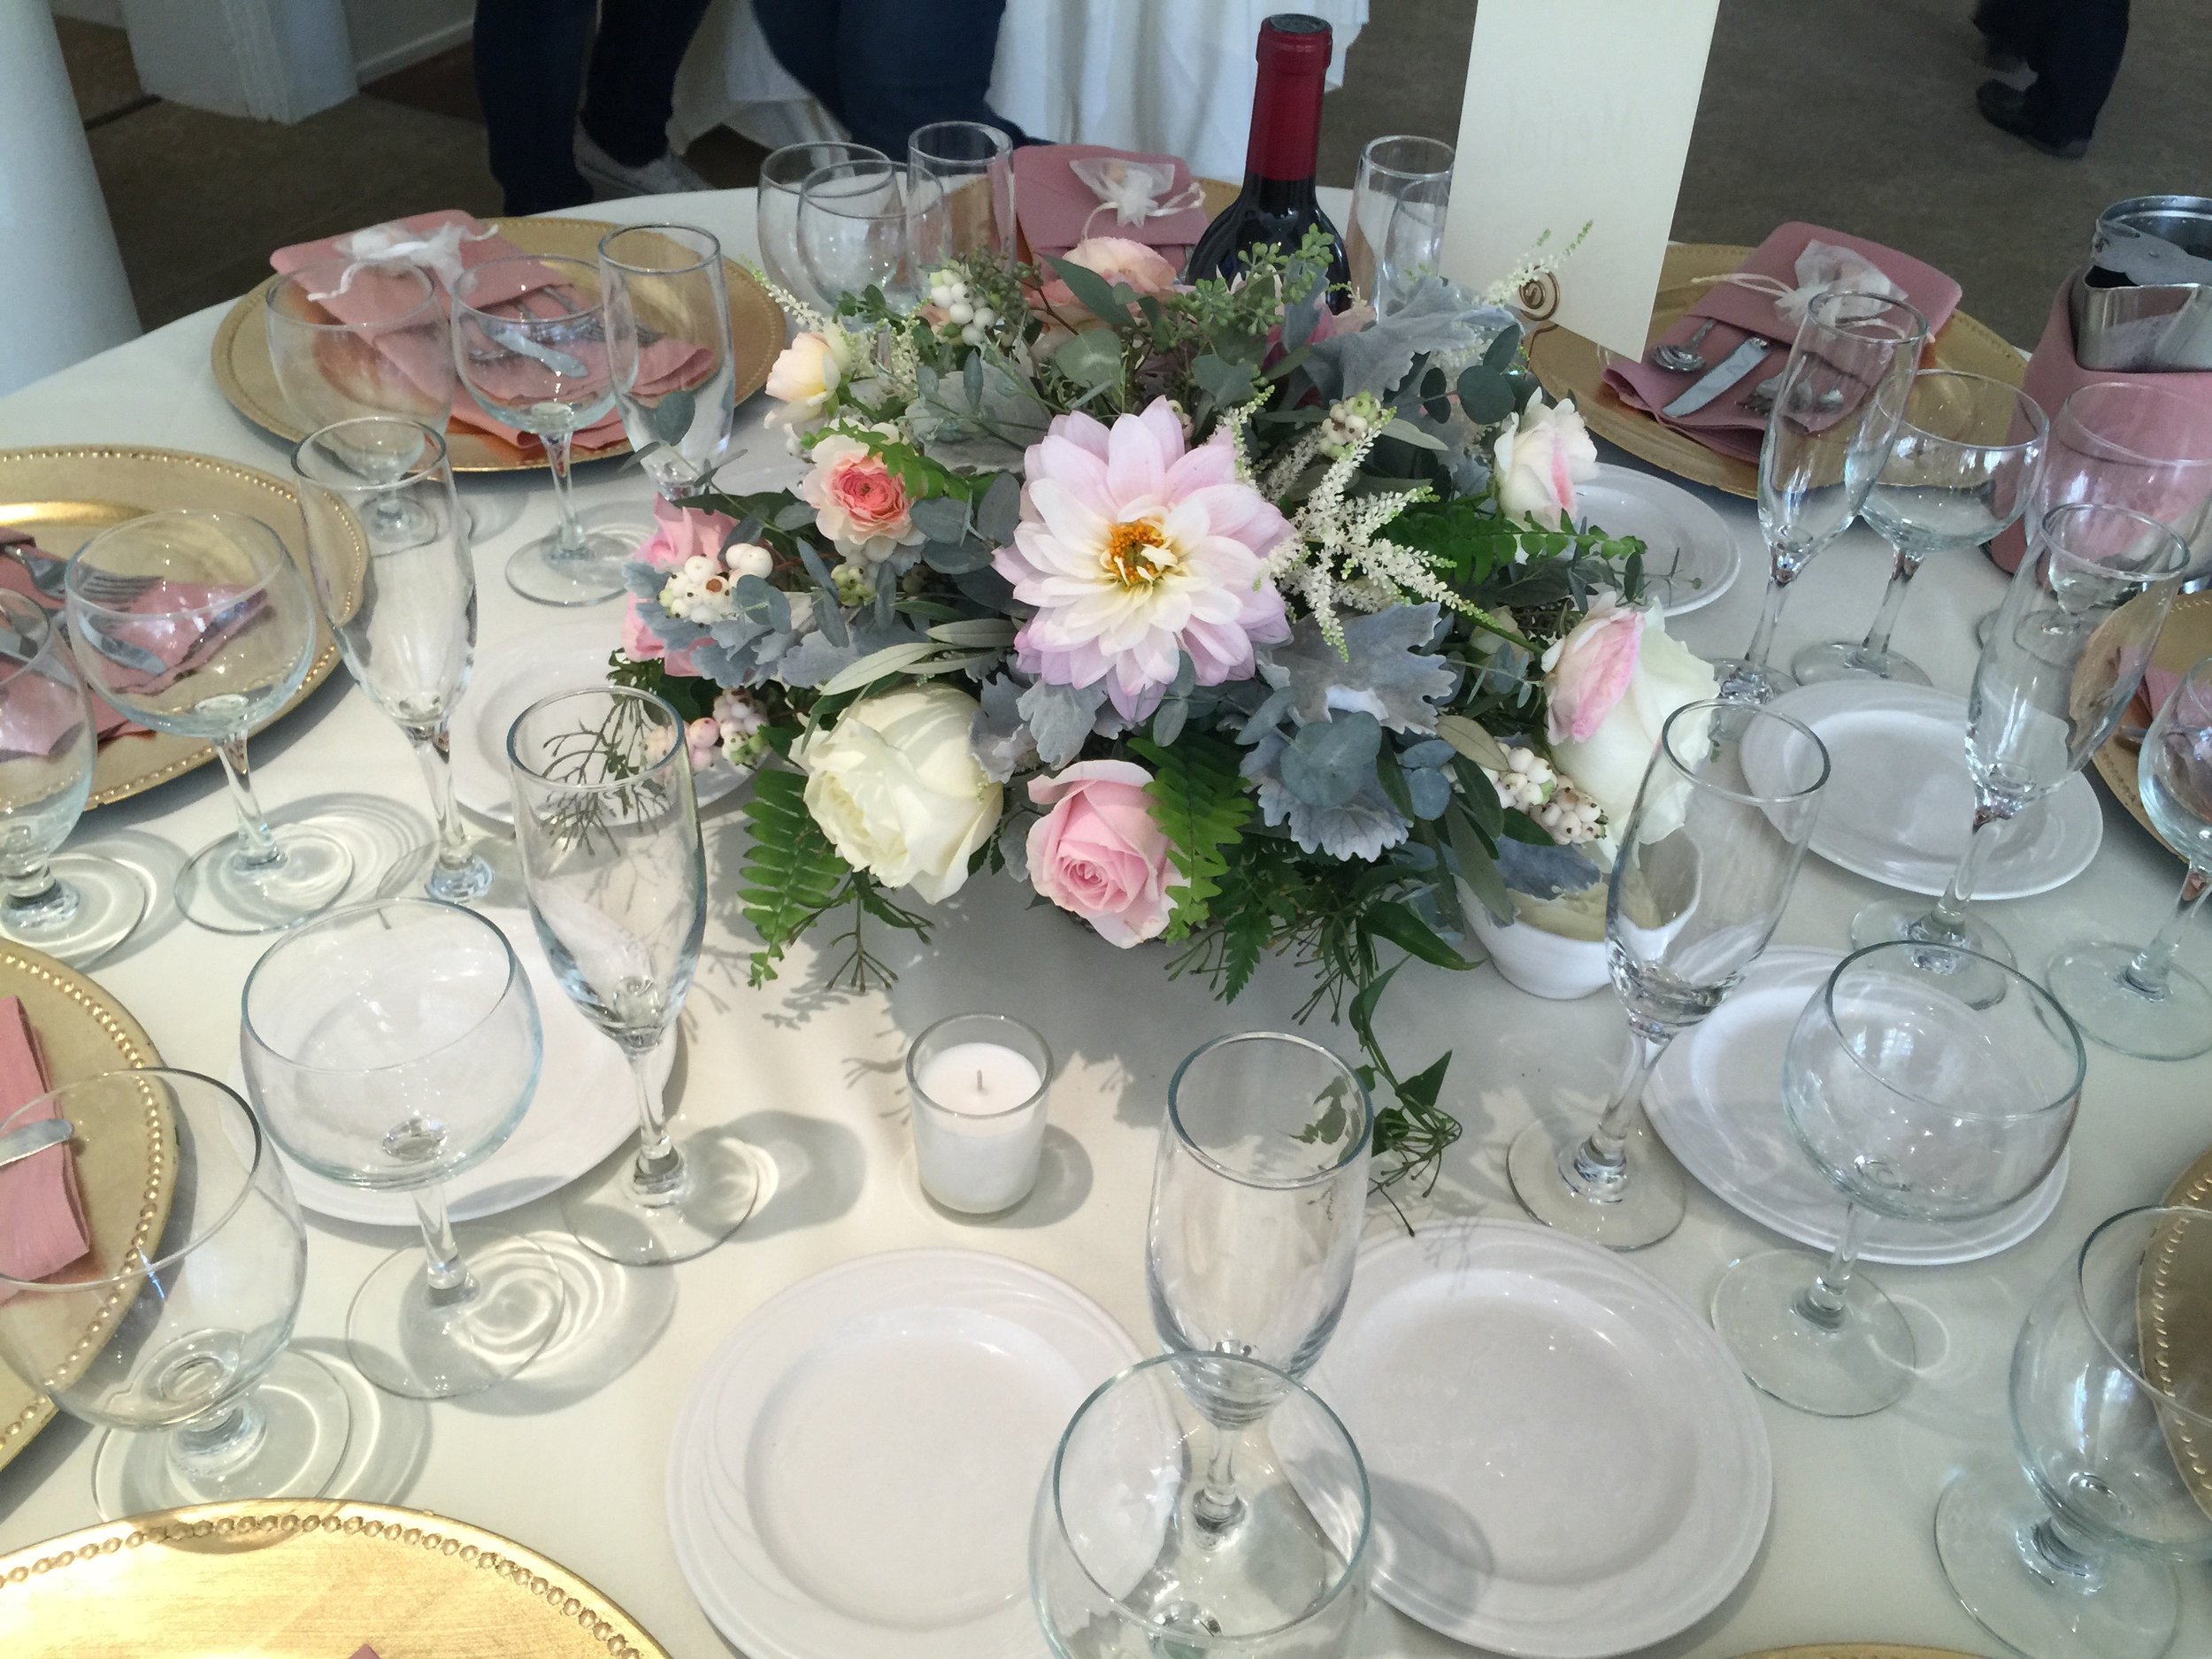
1730, 1648, 1988, 1658
2091, 588, 2212, 854
0, 445, 345, 808
1526, 242, 2026, 500
211, 216, 785, 473
2147, 1148, 2212, 1517
0, 1500, 672, 1658
0, 942, 167, 1478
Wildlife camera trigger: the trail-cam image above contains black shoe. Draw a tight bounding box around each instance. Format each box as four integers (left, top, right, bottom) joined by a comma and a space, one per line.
1976, 79, 2088, 158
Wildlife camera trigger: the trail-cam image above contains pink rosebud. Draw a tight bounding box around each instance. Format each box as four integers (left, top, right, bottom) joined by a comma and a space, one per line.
1543, 594, 1645, 746
635, 497, 738, 572
1025, 760, 1178, 948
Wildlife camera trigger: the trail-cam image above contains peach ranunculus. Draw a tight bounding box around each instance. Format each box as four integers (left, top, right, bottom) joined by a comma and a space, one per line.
1030, 238, 1180, 357
621, 498, 739, 672
1493, 391, 1599, 527
796, 433, 925, 565
763, 327, 853, 433
1025, 760, 1178, 947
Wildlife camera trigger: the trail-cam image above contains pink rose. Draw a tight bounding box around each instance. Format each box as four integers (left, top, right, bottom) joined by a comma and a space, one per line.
623, 499, 735, 673
798, 433, 924, 564
1033, 237, 1179, 319
1543, 593, 1644, 745
1025, 760, 1178, 948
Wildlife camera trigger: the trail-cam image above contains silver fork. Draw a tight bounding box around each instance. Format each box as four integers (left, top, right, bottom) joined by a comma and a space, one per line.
1, 541, 154, 608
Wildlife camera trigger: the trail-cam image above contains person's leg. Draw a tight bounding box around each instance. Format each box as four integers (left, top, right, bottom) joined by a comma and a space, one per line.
833, 0, 1025, 157
753, 0, 849, 126
2021, 0, 2130, 142
578, 0, 718, 167
472, 0, 596, 214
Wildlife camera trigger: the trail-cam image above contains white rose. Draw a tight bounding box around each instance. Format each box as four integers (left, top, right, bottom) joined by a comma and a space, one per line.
1493, 392, 1599, 527
764, 328, 851, 430
1549, 611, 1718, 837
795, 684, 1002, 902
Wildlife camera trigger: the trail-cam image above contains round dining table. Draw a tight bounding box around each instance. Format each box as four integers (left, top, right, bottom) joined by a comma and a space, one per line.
0, 187, 2205, 1659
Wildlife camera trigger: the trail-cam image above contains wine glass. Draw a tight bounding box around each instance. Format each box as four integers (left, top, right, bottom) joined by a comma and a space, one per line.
799, 157, 919, 313
1851, 501, 2190, 981
265, 257, 455, 435
66, 508, 353, 935
757, 141, 887, 312
2046, 654, 2212, 1058
240, 897, 564, 1401
1031, 1351, 1371, 1657
0, 588, 147, 964
1793, 371, 2048, 686
1712, 941, 2085, 1418
0, 1070, 349, 1519
450, 255, 627, 608
1711, 290, 1929, 704
506, 687, 758, 1266
906, 120, 1014, 270
599, 224, 737, 501
290, 417, 493, 905
1935, 1205, 2212, 1659
1347, 135, 1453, 315
1509, 700, 1830, 1248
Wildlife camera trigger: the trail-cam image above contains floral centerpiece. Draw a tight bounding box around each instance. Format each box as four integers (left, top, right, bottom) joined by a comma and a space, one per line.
614, 230, 1716, 1190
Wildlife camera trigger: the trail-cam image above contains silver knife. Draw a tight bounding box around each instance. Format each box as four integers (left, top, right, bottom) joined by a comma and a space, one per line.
0, 1117, 72, 1171
482, 319, 589, 379
1661, 336, 1772, 419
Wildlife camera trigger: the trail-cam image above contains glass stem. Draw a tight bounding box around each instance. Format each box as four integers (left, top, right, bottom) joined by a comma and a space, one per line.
2123, 866, 2212, 997
1740, 565, 1795, 672
170, 1391, 268, 1482
1858, 543, 1923, 659
412, 1179, 477, 1304
2023, 1507, 2112, 1592
626, 1042, 685, 1202
1795, 1201, 1873, 1331
0, 852, 74, 933
405, 721, 475, 879
213, 736, 284, 870
1567, 1019, 1673, 1196
1920, 799, 2013, 939
1191, 1429, 1246, 1537
541, 427, 590, 558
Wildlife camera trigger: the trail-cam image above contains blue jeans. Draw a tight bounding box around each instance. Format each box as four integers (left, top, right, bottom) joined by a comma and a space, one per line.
751, 0, 1027, 157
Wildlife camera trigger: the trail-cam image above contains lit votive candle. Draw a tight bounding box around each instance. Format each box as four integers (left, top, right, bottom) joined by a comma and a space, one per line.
906, 1013, 1052, 1215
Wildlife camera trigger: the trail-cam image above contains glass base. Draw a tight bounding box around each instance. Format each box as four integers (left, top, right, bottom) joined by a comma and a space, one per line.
1709, 655, 1794, 705
1711, 1248, 1915, 1417
0, 855, 150, 967
346, 1228, 565, 1400
88, 1348, 351, 1520
371, 838, 499, 906
1850, 897, 2017, 991
560, 1127, 762, 1266
1936, 1461, 2178, 1659
2046, 941, 2212, 1061
1791, 638, 1932, 687
1505, 1116, 1686, 1250
177, 823, 354, 935
505, 527, 635, 606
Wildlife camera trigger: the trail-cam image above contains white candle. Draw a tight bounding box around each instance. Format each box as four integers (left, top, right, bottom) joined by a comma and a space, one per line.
916, 1042, 1043, 1116
907, 1020, 1052, 1215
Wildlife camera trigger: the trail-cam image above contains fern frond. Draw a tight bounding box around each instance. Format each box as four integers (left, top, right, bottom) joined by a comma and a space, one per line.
739, 768, 854, 985
1127, 732, 1252, 940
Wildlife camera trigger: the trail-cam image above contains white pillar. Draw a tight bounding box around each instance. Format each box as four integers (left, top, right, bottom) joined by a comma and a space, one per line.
0, 0, 140, 395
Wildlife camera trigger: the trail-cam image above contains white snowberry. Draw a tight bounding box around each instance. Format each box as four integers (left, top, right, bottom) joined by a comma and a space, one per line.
723, 541, 773, 580
947, 300, 974, 326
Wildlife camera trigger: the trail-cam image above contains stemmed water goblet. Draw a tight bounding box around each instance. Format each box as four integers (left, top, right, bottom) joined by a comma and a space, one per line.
1793, 369, 2048, 686
0, 588, 147, 964
1935, 1205, 2212, 1659
240, 897, 565, 1400
799, 157, 921, 313
1347, 135, 1455, 315
1507, 700, 1830, 1249
265, 258, 455, 436
0, 1070, 349, 1518
599, 224, 737, 501
66, 507, 352, 934
1710, 290, 1928, 704
1851, 501, 2189, 979
506, 687, 758, 1265
1712, 940, 2085, 1417
757, 141, 887, 311
906, 120, 1014, 269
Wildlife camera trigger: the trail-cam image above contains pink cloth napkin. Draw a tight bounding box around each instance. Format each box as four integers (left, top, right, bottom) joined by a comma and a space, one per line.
1602, 222, 1962, 463
1012, 145, 1209, 265
0, 995, 86, 1306
0, 536, 138, 744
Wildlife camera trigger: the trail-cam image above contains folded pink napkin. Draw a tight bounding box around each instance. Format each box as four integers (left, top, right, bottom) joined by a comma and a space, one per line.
0, 536, 140, 744
1603, 223, 1962, 464
0, 996, 87, 1305
1013, 145, 1209, 265
92, 580, 268, 698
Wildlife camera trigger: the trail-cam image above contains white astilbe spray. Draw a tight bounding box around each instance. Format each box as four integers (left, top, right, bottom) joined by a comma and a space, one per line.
753, 269, 831, 334
1479, 221, 1594, 310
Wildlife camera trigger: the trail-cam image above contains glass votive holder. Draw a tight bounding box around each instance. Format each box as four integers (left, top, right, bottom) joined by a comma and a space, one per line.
906, 1012, 1052, 1215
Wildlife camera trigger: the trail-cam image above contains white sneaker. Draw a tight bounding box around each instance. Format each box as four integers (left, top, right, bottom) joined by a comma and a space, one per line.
574, 128, 715, 197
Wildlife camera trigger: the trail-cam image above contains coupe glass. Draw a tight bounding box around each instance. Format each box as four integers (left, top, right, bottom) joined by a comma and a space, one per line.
292, 417, 493, 905
1347, 135, 1454, 315
450, 255, 627, 608
507, 687, 758, 1265
1793, 370, 2047, 686
1508, 700, 1830, 1248
240, 898, 563, 1400
757, 141, 887, 311
599, 224, 736, 501
1851, 502, 2189, 980
1712, 290, 1928, 704
1712, 941, 2084, 1417
799, 157, 919, 312
1936, 1206, 2212, 1659
2047, 655, 2212, 1058
1031, 1352, 1370, 1658
265, 257, 455, 436
66, 508, 352, 934
0, 1070, 348, 1519
906, 120, 1014, 269
0, 588, 146, 964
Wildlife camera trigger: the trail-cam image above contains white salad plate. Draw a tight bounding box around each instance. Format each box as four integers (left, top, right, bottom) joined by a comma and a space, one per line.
1747, 680, 2101, 899
1643, 948, 2069, 1265
1575, 464, 1740, 616
1306, 1218, 1771, 1659
666, 1250, 1140, 1659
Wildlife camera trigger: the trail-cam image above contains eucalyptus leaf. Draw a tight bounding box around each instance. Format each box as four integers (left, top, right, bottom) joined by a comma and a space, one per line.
909, 496, 972, 542
1046, 256, 1129, 324
793, 539, 849, 649
730, 574, 789, 633
1455, 365, 1517, 423
1380, 417, 1448, 452
817, 641, 944, 697
1483, 322, 1524, 372
773, 500, 818, 532
649, 387, 696, 448
1435, 714, 1512, 772
927, 618, 1018, 647
1495, 837, 1603, 901
922, 539, 994, 575
1150, 696, 1189, 746
1053, 327, 1125, 390
974, 472, 1022, 543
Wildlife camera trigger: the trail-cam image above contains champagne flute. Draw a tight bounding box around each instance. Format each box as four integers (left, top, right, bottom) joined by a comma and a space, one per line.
906, 120, 1014, 270
1711, 291, 1929, 704
799, 157, 919, 312
1347, 135, 1453, 315
598, 224, 737, 501
757, 141, 887, 313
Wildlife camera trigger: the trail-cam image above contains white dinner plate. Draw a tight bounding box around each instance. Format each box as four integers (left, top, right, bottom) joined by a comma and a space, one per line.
1575, 464, 1741, 616
252, 907, 664, 1226
1306, 1218, 1770, 1658
666, 1250, 1140, 1659
1645, 948, 2069, 1265
1747, 680, 2102, 899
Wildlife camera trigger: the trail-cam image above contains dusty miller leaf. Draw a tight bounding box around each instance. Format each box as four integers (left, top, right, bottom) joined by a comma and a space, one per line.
1262, 604, 1455, 732
1018, 680, 1107, 768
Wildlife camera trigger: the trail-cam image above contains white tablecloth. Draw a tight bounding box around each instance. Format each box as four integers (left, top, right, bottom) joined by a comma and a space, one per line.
0, 188, 2207, 1659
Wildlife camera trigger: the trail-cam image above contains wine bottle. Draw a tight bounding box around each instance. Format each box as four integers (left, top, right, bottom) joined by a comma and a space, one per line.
1184, 13, 1351, 309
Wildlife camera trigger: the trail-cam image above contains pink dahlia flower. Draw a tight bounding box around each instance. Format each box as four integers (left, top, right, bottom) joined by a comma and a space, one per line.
995, 398, 1292, 720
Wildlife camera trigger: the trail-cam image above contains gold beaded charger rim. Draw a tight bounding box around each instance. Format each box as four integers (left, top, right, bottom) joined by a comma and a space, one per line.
2142, 1145, 2212, 1517
0, 1500, 673, 1659
0, 942, 167, 1478
1525, 242, 2026, 502
2089, 588, 2212, 859
211, 216, 786, 473
1727, 1647, 1989, 1658
0, 445, 349, 808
